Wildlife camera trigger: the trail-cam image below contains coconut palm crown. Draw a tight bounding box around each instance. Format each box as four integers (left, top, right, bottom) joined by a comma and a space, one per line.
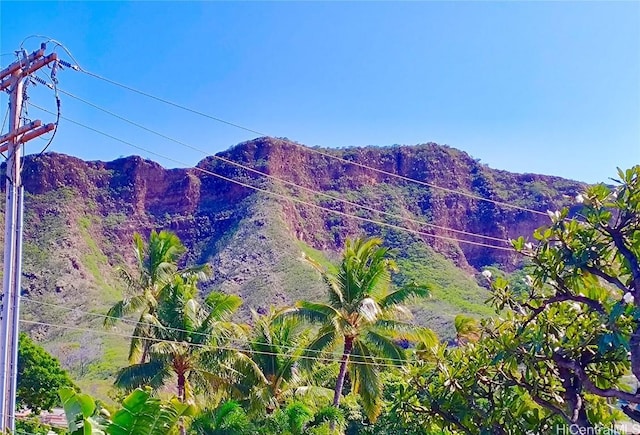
114, 275, 259, 405
285, 236, 433, 421
105, 230, 211, 363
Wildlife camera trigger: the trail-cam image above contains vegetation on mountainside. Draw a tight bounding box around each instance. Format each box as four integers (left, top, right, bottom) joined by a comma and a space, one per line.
10, 142, 583, 401
38, 165, 640, 434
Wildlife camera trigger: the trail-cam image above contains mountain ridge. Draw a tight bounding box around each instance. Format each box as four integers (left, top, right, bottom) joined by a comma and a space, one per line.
0, 137, 585, 397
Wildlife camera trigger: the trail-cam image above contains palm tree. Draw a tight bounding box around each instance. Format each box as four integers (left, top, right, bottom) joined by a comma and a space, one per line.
105, 230, 210, 363
114, 277, 256, 405
238, 308, 334, 415
285, 237, 432, 422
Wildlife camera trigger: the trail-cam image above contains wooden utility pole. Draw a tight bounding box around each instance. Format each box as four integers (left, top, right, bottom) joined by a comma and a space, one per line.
0, 44, 56, 433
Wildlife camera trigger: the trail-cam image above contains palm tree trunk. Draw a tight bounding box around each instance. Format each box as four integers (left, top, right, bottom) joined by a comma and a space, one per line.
330, 337, 353, 430
333, 337, 353, 407
140, 342, 149, 364
177, 369, 186, 435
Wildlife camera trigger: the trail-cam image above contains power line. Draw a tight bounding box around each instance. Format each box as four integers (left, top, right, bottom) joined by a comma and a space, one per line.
14, 36, 552, 217
29, 102, 514, 252
22, 35, 546, 218
55, 87, 511, 246
21, 296, 423, 366
0, 106, 8, 135
21, 318, 415, 370
31, 72, 61, 155
76, 66, 547, 216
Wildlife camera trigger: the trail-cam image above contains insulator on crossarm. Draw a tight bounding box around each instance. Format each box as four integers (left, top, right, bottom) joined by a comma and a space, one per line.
31, 76, 53, 89
58, 59, 79, 71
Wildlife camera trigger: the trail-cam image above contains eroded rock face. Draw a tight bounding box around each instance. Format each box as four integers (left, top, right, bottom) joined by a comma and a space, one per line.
0, 137, 586, 355
4, 137, 584, 273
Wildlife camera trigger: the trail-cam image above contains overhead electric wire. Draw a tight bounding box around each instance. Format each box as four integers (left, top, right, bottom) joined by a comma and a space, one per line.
55, 87, 511, 245
34, 70, 61, 155
29, 102, 514, 252
16, 36, 552, 217
75, 66, 547, 216
21, 318, 414, 369
21, 296, 421, 366
0, 105, 8, 135
19, 34, 545, 218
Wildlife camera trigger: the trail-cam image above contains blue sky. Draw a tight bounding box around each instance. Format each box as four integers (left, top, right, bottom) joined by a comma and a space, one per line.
1, 1, 638, 183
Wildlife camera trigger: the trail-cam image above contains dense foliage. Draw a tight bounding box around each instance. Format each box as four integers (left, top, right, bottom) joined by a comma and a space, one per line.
387, 166, 640, 432
17, 332, 75, 414
21, 165, 640, 434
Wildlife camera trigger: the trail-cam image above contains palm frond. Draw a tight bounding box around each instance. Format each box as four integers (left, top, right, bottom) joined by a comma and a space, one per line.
299, 325, 338, 370
302, 361, 339, 388
104, 300, 130, 328
415, 326, 439, 348
349, 340, 383, 422
292, 301, 340, 324
150, 340, 188, 357
205, 292, 243, 322
373, 319, 418, 336
234, 351, 269, 385
454, 314, 481, 344
181, 263, 213, 282
363, 330, 405, 367
128, 320, 152, 363
132, 232, 146, 269
324, 276, 345, 308
114, 360, 170, 391
292, 385, 334, 406
378, 283, 430, 310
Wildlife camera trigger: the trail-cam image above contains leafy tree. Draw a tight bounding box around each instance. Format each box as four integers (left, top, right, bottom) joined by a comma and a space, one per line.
17, 332, 75, 414
391, 341, 566, 433
390, 166, 640, 431
16, 416, 63, 435
105, 230, 210, 363
474, 166, 640, 426
190, 401, 256, 435
286, 237, 432, 422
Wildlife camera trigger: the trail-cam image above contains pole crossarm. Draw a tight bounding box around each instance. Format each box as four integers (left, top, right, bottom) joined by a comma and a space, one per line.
0, 120, 42, 148
0, 47, 44, 81
10, 123, 55, 148
0, 53, 57, 91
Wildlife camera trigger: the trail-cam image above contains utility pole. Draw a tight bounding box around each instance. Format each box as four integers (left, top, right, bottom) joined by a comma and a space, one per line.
0, 44, 57, 433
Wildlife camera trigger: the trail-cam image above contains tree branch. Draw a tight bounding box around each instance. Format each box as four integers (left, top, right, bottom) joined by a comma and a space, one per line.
606, 227, 640, 293
553, 353, 640, 403
622, 404, 640, 423
499, 376, 571, 424
428, 402, 474, 435
583, 265, 630, 294
518, 292, 606, 335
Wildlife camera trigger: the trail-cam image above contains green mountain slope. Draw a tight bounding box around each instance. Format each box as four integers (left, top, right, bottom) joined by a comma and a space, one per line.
0, 137, 584, 400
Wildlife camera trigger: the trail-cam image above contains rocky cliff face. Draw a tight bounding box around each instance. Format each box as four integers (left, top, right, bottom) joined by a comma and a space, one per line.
0, 137, 585, 391
200, 138, 582, 268
5, 137, 585, 292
